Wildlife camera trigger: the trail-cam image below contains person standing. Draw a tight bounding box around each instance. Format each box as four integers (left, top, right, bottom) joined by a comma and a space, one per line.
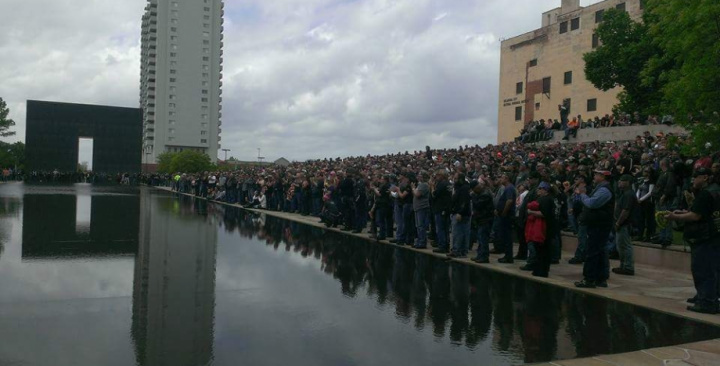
448, 173, 471, 258
666, 167, 720, 314
654, 159, 677, 247
575, 170, 614, 288
432, 170, 452, 254
527, 182, 557, 278
497, 173, 517, 263
412, 171, 431, 249
635, 167, 656, 241
339, 171, 356, 231
471, 179, 495, 264
516, 171, 540, 260
372, 175, 391, 241
613, 174, 637, 276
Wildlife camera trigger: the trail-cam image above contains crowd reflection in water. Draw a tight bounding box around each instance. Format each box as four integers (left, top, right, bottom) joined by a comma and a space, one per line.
182, 197, 720, 363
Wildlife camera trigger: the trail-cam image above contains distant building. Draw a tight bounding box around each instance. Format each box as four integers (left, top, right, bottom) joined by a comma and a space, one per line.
274, 157, 290, 167
497, 0, 644, 143
140, 0, 225, 169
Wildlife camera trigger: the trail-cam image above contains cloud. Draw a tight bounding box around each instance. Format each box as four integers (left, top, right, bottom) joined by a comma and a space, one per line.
0, 0, 606, 163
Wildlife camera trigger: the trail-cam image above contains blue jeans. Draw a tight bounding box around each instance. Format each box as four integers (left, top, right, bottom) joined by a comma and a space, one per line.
616, 225, 634, 271
474, 221, 492, 260
451, 216, 471, 256
375, 206, 388, 239
394, 202, 405, 242
658, 201, 675, 242
435, 213, 450, 251
414, 208, 430, 247
574, 224, 588, 260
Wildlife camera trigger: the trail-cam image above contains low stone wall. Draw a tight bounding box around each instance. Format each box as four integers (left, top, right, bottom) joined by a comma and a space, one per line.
545, 124, 687, 144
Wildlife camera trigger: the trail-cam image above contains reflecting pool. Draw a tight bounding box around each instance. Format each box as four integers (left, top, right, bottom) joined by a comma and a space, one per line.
0, 184, 718, 365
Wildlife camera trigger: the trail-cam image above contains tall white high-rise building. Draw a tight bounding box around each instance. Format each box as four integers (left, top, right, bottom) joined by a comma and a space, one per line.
140, 0, 224, 168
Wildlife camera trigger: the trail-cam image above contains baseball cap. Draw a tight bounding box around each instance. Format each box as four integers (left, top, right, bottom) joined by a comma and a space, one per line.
694, 167, 710, 178
538, 182, 551, 190
594, 169, 612, 177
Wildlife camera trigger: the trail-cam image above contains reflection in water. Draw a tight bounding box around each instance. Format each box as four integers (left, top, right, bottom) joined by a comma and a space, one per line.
1, 185, 719, 366
21, 191, 139, 259
200, 201, 720, 364
132, 193, 216, 366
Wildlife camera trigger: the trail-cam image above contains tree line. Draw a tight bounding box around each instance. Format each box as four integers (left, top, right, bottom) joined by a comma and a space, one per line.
584, 0, 720, 151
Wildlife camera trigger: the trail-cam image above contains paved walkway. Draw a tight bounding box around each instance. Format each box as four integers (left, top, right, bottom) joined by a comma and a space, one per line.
156, 187, 720, 365
534, 338, 720, 365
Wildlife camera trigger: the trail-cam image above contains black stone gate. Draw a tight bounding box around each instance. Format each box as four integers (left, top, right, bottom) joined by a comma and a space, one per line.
25, 100, 142, 173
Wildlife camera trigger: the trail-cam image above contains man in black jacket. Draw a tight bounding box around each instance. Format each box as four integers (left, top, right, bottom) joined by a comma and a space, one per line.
432, 170, 452, 254
448, 173, 471, 258
339, 171, 356, 231
471, 179, 495, 263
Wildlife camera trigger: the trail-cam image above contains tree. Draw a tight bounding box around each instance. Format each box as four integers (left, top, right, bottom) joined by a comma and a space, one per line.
169, 150, 212, 173
0, 98, 16, 138
645, 0, 720, 151
156, 151, 177, 173
0, 141, 24, 170
583, 9, 662, 116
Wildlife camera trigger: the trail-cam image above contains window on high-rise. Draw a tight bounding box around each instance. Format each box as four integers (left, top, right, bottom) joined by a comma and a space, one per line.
204, 7, 210, 11
201, 97, 208, 102
201, 139, 208, 143
203, 31, 210, 37
204, 23, 210, 28
202, 90, 208, 95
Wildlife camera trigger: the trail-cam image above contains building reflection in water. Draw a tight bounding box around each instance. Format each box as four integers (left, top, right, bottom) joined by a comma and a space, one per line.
132, 192, 217, 366
204, 202, 720, 364
21, 192, 139, 259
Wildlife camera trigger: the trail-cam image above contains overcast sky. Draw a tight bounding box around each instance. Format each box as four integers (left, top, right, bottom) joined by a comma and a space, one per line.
0, 0, 603, 162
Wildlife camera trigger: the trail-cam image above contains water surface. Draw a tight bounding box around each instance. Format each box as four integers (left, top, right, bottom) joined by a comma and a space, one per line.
0, 184, 718, 365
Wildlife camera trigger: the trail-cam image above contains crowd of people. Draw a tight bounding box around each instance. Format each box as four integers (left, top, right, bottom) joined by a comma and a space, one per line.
146, 131, 720, 314
517, 108, 676, 144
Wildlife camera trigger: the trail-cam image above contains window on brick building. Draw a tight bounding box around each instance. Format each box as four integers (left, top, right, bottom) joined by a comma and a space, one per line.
559, 21, 568, 34
571, 17, 580, 30
542, 77, 551, 94
587, 98, 598, 112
